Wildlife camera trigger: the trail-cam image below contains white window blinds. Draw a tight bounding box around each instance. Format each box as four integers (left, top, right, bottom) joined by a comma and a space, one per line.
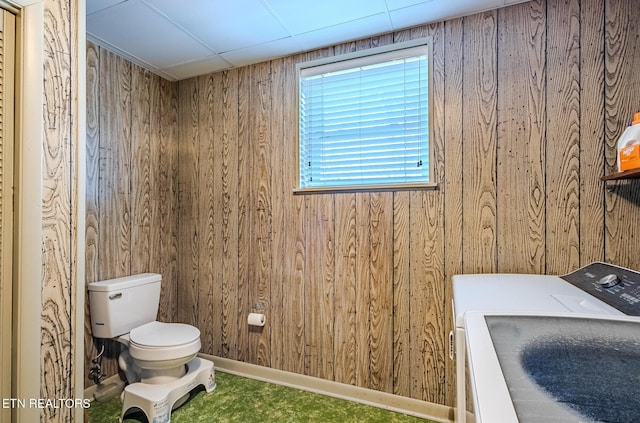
298, 43, 431, 190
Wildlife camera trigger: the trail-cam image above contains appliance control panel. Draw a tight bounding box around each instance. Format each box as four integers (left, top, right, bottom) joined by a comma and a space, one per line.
561, 262, 640, 316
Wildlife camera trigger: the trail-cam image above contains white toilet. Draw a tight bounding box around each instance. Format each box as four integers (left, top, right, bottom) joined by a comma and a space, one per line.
89, 273, 216, 422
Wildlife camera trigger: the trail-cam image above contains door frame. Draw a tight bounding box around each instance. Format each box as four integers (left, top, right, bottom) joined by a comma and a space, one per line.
10, 0, 86, 422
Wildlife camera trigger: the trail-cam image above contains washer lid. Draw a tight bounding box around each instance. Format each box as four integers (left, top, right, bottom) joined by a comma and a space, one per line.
129, 321, 200, 347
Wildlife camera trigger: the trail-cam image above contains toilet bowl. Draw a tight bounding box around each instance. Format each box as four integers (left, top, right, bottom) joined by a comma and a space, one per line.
88, 274, 203, 384
89, 273, 216, 421
122, 321, 201, 383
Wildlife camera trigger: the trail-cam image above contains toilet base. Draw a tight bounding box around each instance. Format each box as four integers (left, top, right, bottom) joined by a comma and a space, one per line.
120, 357, 216, 423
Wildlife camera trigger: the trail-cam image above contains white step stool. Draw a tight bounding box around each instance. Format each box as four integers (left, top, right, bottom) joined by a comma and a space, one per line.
120, 357, 216, 423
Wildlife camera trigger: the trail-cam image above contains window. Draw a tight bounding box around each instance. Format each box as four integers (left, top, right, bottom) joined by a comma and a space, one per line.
296, 38, 433, 193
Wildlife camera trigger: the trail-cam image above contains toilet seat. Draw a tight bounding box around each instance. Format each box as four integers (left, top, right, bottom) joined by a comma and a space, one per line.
129, 321, 201, 362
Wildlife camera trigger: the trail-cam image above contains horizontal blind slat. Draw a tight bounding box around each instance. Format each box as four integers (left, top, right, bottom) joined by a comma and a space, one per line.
300, 46, 430, 188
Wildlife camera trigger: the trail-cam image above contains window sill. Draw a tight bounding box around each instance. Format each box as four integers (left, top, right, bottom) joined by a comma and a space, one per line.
293, 182, 439, 195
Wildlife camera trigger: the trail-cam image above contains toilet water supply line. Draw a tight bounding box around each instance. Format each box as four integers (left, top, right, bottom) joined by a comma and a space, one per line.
90, 341, 105, 384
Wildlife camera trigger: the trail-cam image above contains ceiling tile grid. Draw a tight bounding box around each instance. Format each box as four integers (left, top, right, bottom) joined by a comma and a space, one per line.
86, 0, 529, 81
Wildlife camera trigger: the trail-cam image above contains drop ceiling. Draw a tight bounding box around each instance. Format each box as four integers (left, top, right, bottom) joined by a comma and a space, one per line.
87, 0, 528, 81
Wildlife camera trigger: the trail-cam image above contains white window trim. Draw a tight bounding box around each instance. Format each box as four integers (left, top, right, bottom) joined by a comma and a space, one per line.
294, 37, 436, 194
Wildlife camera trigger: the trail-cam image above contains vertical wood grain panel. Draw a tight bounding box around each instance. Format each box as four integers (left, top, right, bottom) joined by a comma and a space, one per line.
177, 78, 199, 326
462, 11, 498, 273
354, 193, 370, 388
545, 0, 580, 274
392, 190, 410, 397
579, 0, 605, 265
85, 41, 99, 285
236, 66, 251, 363
604, 0, 640, 269
496, 0, 546, 273
221, 69, 240, 359
98, 50, 131, 280
368, 191, 394, 393
281, 55, 306, 375
85, 41, 100, 386
158, 77, 179, 322
248, 61, 272, 366
131, 65, 151, 274
149, 73, 162, 306
42, 0, 74, 418
269, 58, 286, 370
333, 193, 357, 385
197, 74, 215, 354
211, 71, 225, 357
304, 193, 335, 379
443, 17, 464, 407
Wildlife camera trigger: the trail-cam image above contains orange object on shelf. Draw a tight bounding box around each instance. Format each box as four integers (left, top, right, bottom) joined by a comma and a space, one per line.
620, 143, 640, 171
618, 112, 640, 172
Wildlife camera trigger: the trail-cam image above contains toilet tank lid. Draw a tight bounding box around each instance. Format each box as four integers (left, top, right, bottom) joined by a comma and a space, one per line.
88, 273, 161, 292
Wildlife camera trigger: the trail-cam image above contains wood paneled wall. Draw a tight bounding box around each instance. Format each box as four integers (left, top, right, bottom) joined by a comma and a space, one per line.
174, 0, 640, 407
42, 0, 81, 421
87, 0, 640, 408
85, 42, 179, 386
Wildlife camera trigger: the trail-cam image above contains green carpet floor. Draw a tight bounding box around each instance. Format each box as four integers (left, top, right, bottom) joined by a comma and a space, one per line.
86, 371, 435, 422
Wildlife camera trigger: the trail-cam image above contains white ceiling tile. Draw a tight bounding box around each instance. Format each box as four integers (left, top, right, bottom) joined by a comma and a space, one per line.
86, 0, 127, 16
385, 0, 436, 11
147, 0, 290, 53
87, 0, 215, 68
163, 54, 233, 80
265, 0, 388, 35
86, 0, 520, 80
389, 0, 503, 28
293, 13, 393, 51
220, 36, 306, 68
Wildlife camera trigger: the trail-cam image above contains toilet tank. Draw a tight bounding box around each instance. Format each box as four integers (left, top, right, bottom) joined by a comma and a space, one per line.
88, 273, 161, 339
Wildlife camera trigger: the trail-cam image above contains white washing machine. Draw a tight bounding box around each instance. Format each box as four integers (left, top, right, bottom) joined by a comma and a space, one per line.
452, 262, 640, 423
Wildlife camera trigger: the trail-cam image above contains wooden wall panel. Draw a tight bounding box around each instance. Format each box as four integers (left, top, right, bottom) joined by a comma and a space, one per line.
85, 41, 100, 378
85, 44, 179, 387
461, 11, 498, 273
270, 58, 286, 371
42, 0, 75, 419
155, 76, 179, 324
177, 78, 199, 326
197, 73, 215, 355
279, 56, 306, 375
496, 0, 546, 273
131, 67, 151, 274
304, 194, 335, 379
98, 51, 131, 280
88, 0, 640, 411
236, 66, 251, 363
368, 192, 394, 393
333, 193, 357, 386
443, 17, 464, 406
220, 69, 240, 359
249, 62, 273, 367
579, 0, 605, 265
545, 0, 580, 274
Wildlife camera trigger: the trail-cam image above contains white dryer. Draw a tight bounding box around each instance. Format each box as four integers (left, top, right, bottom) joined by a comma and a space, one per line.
451, 262, 640, 423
